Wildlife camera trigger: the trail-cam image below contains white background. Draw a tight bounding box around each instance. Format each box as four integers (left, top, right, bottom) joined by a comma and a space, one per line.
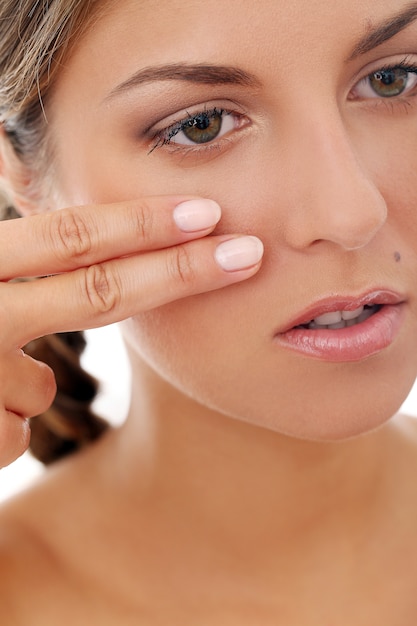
1, 324, 417, 502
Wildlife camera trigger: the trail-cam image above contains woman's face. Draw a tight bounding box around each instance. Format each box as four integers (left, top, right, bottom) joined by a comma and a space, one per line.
44, 0, 417, 439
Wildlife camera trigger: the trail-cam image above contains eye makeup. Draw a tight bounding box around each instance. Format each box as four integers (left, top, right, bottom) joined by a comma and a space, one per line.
148, 105, 249, 155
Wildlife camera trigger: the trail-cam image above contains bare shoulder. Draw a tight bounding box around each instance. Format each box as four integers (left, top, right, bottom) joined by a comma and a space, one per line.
0, 491, 61, 624
0, 438, 143, 625
0, 475, 148, 626
0, 449, 104, 625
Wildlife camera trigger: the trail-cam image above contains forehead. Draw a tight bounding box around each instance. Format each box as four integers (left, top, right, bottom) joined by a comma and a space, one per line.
51, 0, 414, 114
73, 0, 406, 68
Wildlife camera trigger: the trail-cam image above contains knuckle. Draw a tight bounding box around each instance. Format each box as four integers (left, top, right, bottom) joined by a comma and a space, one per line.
38, 362, 57, 409
0, 302, 7, 339
0, 413, 30, 468
81, 263, 121, 315
50, 208, 93, 261
0, 287, 15, 348
168, 245, 196, 287
130, 201, 154, 243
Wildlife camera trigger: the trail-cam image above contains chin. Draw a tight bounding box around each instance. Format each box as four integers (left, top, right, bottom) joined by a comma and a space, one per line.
198, 361, 415, 444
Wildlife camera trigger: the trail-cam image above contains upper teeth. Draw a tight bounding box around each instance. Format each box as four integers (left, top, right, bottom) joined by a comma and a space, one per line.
313, 306, 364, 326
306, 305, 378, 330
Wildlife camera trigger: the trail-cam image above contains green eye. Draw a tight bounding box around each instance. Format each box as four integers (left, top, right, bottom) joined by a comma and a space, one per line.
369, 68, 409, 97
181, 111, 223, 144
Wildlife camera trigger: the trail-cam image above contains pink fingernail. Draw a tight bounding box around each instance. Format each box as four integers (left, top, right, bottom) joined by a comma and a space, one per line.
173, 199, 221, 232
215, 236, 264, 271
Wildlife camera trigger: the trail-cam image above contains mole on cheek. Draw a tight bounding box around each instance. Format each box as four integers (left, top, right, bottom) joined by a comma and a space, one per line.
394, 251, 401, 263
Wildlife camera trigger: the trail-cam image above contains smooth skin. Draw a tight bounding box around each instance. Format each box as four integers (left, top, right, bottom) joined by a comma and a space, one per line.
2, 0, 417, 623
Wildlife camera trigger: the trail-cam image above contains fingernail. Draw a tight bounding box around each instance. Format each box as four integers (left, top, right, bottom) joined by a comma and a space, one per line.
173, 199, 221, 232
215, 236, 264, 271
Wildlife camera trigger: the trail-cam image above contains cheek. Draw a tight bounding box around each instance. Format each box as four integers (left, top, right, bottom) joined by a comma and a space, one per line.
352, 117, 417, 246
121, 287, 261, 398
371, 157, 417, 266
120, 279, 294, 433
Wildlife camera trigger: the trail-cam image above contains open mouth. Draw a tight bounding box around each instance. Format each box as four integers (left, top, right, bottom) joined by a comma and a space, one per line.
276, 292, 405, 361
295, 304, 381, 330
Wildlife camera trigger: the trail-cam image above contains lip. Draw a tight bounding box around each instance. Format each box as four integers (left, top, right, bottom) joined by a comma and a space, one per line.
274, 289, 406, 362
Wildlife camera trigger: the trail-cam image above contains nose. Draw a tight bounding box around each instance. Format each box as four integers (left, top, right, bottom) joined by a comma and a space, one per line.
278, 111, 387, 251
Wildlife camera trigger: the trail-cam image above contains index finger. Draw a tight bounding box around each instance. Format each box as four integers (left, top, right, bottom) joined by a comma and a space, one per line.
0, 196, 221, 280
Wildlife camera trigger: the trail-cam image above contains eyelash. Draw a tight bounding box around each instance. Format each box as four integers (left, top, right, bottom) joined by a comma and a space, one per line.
149, 106, 242, 154
375, 59, 417, 77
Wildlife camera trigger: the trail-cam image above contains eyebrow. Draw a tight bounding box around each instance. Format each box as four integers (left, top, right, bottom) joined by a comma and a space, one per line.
349, 2, 417, 59
105, 64, 261, 101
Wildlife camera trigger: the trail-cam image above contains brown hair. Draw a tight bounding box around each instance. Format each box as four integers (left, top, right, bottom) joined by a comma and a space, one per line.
0, 0, 110, 464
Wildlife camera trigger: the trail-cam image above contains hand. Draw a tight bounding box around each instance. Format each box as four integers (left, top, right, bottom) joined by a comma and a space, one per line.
0, 196, 263, 468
